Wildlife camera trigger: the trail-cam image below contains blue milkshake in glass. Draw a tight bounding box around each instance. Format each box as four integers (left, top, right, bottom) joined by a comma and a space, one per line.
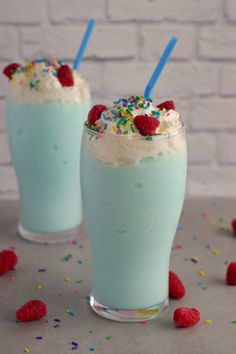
81, 96, 187, 321
3, 58, 91, 243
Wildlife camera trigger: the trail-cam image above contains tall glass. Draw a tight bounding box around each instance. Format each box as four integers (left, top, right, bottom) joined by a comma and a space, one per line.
81, 124, 187, 322
6, 98, 91, 243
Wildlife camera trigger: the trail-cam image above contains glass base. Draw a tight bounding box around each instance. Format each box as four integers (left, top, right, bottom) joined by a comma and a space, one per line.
89, 295, 168, 322
18, 223, 83, 244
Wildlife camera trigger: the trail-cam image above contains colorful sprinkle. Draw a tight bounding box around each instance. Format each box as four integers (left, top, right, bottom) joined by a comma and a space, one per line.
78, 259, 85, 264
61, 254, 72, 261
64, 276, 71, 282
212, 248, 220, 256
36, 284, 44, 290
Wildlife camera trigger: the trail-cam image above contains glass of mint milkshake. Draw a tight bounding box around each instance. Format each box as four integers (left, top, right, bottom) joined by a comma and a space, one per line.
3, 58, 91, 243
81, 96, 187, 322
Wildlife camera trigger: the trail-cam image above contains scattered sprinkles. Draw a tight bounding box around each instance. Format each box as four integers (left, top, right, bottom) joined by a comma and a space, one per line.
1, 202, 235, 352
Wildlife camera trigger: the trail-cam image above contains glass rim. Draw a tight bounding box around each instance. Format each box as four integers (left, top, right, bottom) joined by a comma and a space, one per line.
84, 119, 185, 140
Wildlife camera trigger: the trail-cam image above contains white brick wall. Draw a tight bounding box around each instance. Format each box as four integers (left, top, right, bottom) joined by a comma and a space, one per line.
0, 0, 235, 198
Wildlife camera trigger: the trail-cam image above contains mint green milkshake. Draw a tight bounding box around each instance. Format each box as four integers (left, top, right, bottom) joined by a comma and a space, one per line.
4, 58, 91, 243
81, 96, 187, 321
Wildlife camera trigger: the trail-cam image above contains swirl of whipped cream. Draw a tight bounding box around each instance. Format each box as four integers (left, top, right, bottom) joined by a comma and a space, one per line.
85, 95, 186, 166
7, 58, 90, 104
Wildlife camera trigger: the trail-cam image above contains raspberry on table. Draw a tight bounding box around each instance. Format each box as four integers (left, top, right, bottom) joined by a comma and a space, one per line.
231, 219, 236, 236
0, 249, 18, 276
16, 300, 47, 322
226, 262, 236, 285
173, 307, 200, 328
169, 271, 186, 299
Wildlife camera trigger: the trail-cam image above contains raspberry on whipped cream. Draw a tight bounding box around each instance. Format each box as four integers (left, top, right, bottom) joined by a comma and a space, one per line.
3, 58, 90, 104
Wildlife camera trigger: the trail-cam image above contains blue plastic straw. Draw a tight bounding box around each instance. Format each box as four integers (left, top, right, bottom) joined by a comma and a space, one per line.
144, 36, 178, 98
73, 19, 96, 71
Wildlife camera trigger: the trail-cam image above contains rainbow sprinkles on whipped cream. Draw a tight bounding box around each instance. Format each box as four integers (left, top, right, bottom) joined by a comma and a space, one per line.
85, 96, 185, 166
3, 58, 90, 104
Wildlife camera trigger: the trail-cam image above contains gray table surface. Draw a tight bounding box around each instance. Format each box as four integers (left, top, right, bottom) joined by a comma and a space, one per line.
0, 199, 236, 354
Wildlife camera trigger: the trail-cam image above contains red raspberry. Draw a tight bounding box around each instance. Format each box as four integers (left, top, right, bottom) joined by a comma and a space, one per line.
57, 65, 74, 87
0, 249, 18, 276
231, 219, 236, 236
169, 271, 186, 299
88, 104, 108, 125
3, 63, 20, 80
16, 300, 47, 322
173, 307, 200, 328
157, 100, 175, 110
134, 115, 160, 136
226, 262, 236, 285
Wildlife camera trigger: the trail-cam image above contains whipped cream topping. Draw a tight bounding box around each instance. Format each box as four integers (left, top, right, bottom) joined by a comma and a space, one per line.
88, 96, 182, 137
6, 58, 90, 104
85, 95, 186, 166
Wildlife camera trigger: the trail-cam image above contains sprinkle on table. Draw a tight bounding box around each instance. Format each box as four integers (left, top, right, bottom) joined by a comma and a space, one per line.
212, 248, 220, 256
64, 276, 71, 283
89, 347, 97, 352
198, 271, 205, 277
38, 268, 46, 272
106, 336, 112, 340
61, 254, 72, 262
36, 284, 44, 290
23, 348, 30, 353
190, 256, 198, 264
78, 259, 85, 264
204, 320, 212, 324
